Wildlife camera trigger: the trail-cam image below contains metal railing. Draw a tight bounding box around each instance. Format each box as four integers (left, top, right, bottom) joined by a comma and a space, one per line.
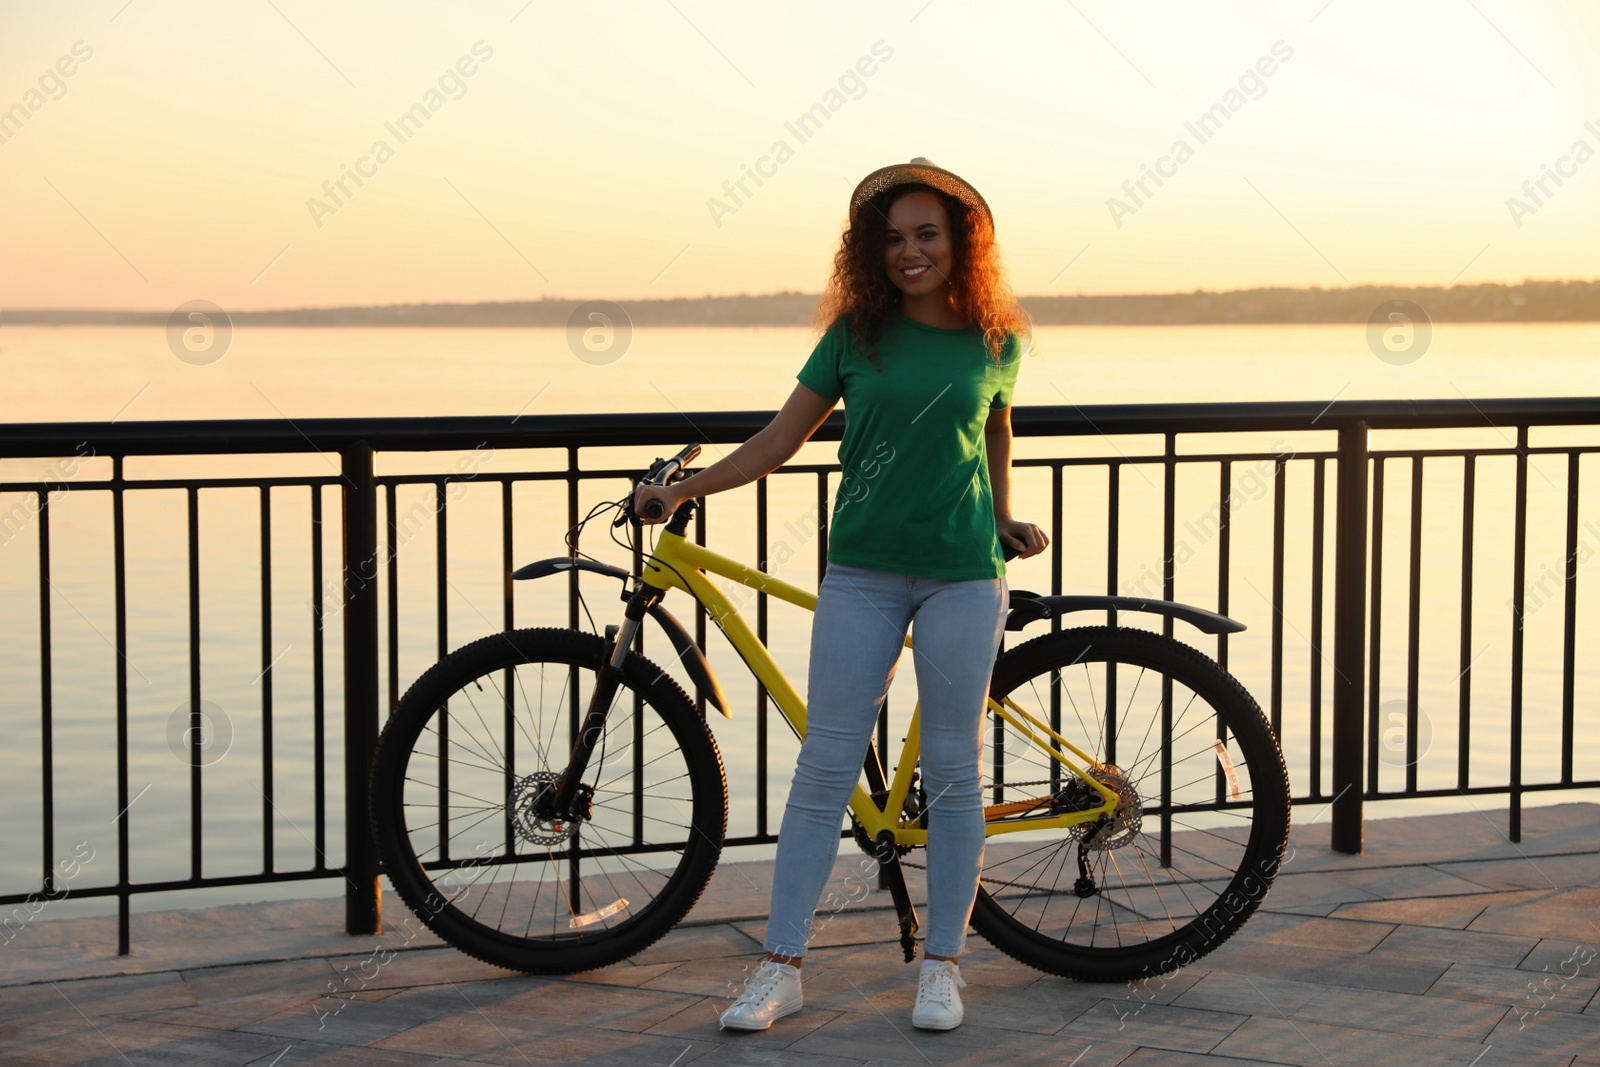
2, 397, 1596, 952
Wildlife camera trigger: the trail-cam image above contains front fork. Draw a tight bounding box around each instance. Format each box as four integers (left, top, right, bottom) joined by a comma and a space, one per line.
541, 584, 661, 821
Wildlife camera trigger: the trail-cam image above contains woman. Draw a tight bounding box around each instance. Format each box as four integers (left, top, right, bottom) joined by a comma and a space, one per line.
635, 157, 1045, 1032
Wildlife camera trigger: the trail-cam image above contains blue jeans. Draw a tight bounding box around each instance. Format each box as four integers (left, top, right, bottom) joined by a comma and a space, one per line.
764, 562, 1008, 959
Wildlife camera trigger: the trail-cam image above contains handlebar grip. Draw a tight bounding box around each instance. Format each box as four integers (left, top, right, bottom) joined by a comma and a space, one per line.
643, 498, 665, 520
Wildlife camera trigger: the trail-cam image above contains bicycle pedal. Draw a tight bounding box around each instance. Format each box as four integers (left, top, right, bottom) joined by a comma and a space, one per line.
898, 916, 919, 963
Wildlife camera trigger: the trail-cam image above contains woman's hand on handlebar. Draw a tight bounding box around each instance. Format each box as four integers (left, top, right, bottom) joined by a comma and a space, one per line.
634, 483, 684, 525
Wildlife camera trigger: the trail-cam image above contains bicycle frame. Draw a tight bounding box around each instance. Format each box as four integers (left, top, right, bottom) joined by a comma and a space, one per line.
636, 527, 1119, 846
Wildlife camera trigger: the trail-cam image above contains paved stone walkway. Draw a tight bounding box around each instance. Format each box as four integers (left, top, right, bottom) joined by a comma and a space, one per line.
2, 803, 1596, 1065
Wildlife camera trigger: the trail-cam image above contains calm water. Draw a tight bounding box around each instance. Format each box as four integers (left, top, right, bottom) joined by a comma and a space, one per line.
3, 323, 1597, 917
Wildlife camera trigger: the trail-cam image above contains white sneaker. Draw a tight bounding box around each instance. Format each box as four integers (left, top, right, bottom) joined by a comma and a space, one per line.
912, 959, 966, 1030
719, 960, 803, 1031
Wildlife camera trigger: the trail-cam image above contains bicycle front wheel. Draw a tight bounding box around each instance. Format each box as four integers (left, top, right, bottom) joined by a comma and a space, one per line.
970, 625, 1290, 981
370, 627, 727, 974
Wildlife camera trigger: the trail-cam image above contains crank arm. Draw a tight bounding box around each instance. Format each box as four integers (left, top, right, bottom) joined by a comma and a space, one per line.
874, 831, 921, 963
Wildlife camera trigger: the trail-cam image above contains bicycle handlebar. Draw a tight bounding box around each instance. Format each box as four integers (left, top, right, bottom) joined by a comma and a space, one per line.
620, 443, 702, 526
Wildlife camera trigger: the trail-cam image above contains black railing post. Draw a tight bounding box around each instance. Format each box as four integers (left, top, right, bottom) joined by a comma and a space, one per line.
1331, 421, 1369, 853
342, 441, 382, 935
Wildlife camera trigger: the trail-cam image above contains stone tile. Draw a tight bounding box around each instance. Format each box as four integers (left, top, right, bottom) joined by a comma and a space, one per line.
1360, 803, 1598, 864
1487, 1002, 1600, 1057
1116, 1051, 1289, 1067
0, 896, 447, 988
1366, 923, 1538, 968
374, 1011, 707, 1067
1199, 948, 1445, 996
1301, 987, 1505, 1042
1300, 954, 1450, 995
631, 923, 767, 966
75, 1031, 358, 1066
232, 974, 536, 1047
645, 999, 844, 1048
1175, 973, 1329, 1017
565, 959, 688, 990
239, 988, 467, 1047
1211, 1015, 1497, 1066
1058, 999, 1246, 1053
637, 956, 768, 1002
1246, 911, 1396, 952
134, 989, 337, 1034
1330, 888, 1543, 929
0, 1019, 265, 1066
1466, 1048, 1594, 1067
1447, 851, 1600, 893
364, 1007, 566, 1061
794, 1013, 1118, 1066
1520, 936, 1600, 975
1094, 963, 1207, 1007
1324, 863, 1496, 901
1282, 804, 1596, 875
1191, 938, 1361, 982
0, 970, 194, 1024
1508, 987, 1597, 1032
1427, 962, 1572, 1011
1467, 885, 1600, 940
119, 958, 343, 1032
1254, 870, 1382, 917
276, 1050, 485, 1066
468, 977, 696, 1034
180, 957, 340, 1004
321, 945, 510, 992
689, 1044, 863, 1067
860, 1036, 1141, 1067
1178, 973, 1506, 1041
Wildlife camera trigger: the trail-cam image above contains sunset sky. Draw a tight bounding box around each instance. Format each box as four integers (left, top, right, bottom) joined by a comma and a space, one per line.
2, 0, 1597, 312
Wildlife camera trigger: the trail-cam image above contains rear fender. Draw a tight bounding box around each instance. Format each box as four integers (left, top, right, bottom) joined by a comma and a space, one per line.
1005, 591, 1246, 636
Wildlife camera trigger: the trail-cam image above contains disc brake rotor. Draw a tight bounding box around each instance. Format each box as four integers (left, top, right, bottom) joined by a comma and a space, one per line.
510, 771, 583, 846
1081, 764, 1143, 851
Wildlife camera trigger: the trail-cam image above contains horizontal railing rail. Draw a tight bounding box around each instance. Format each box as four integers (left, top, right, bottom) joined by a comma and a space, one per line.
2, 396, 1596, 953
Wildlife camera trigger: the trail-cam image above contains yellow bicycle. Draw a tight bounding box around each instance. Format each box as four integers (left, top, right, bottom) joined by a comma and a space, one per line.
369, 444, 1291, 981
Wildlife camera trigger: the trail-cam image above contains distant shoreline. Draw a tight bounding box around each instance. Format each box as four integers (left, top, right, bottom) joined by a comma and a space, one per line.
4, 279, 1598, 327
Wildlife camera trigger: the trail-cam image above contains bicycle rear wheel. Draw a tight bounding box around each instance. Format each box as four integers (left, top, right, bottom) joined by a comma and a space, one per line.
370, 627, 727, 974
970, 625, 1290, 981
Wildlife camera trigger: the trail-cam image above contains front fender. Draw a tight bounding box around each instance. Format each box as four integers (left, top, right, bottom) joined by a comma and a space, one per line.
512, 557, 731, 718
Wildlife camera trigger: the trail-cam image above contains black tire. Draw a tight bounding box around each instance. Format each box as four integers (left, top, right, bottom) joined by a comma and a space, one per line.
370, 627, 727, 974
969, 626, 1290, 981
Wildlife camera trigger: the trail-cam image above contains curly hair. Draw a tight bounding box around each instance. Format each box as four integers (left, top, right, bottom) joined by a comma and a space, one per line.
812, 181, 1030, 367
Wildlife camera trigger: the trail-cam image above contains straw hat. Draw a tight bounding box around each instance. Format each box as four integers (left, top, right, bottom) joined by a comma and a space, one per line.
848, 157, 991, 225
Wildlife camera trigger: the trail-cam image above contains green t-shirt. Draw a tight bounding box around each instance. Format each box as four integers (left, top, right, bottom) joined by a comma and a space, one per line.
797, 312, 1022, 580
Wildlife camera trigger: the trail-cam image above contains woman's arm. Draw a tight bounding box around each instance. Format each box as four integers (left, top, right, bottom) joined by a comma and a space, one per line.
635, 383, 836, 522
985, 405, 1048, 559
